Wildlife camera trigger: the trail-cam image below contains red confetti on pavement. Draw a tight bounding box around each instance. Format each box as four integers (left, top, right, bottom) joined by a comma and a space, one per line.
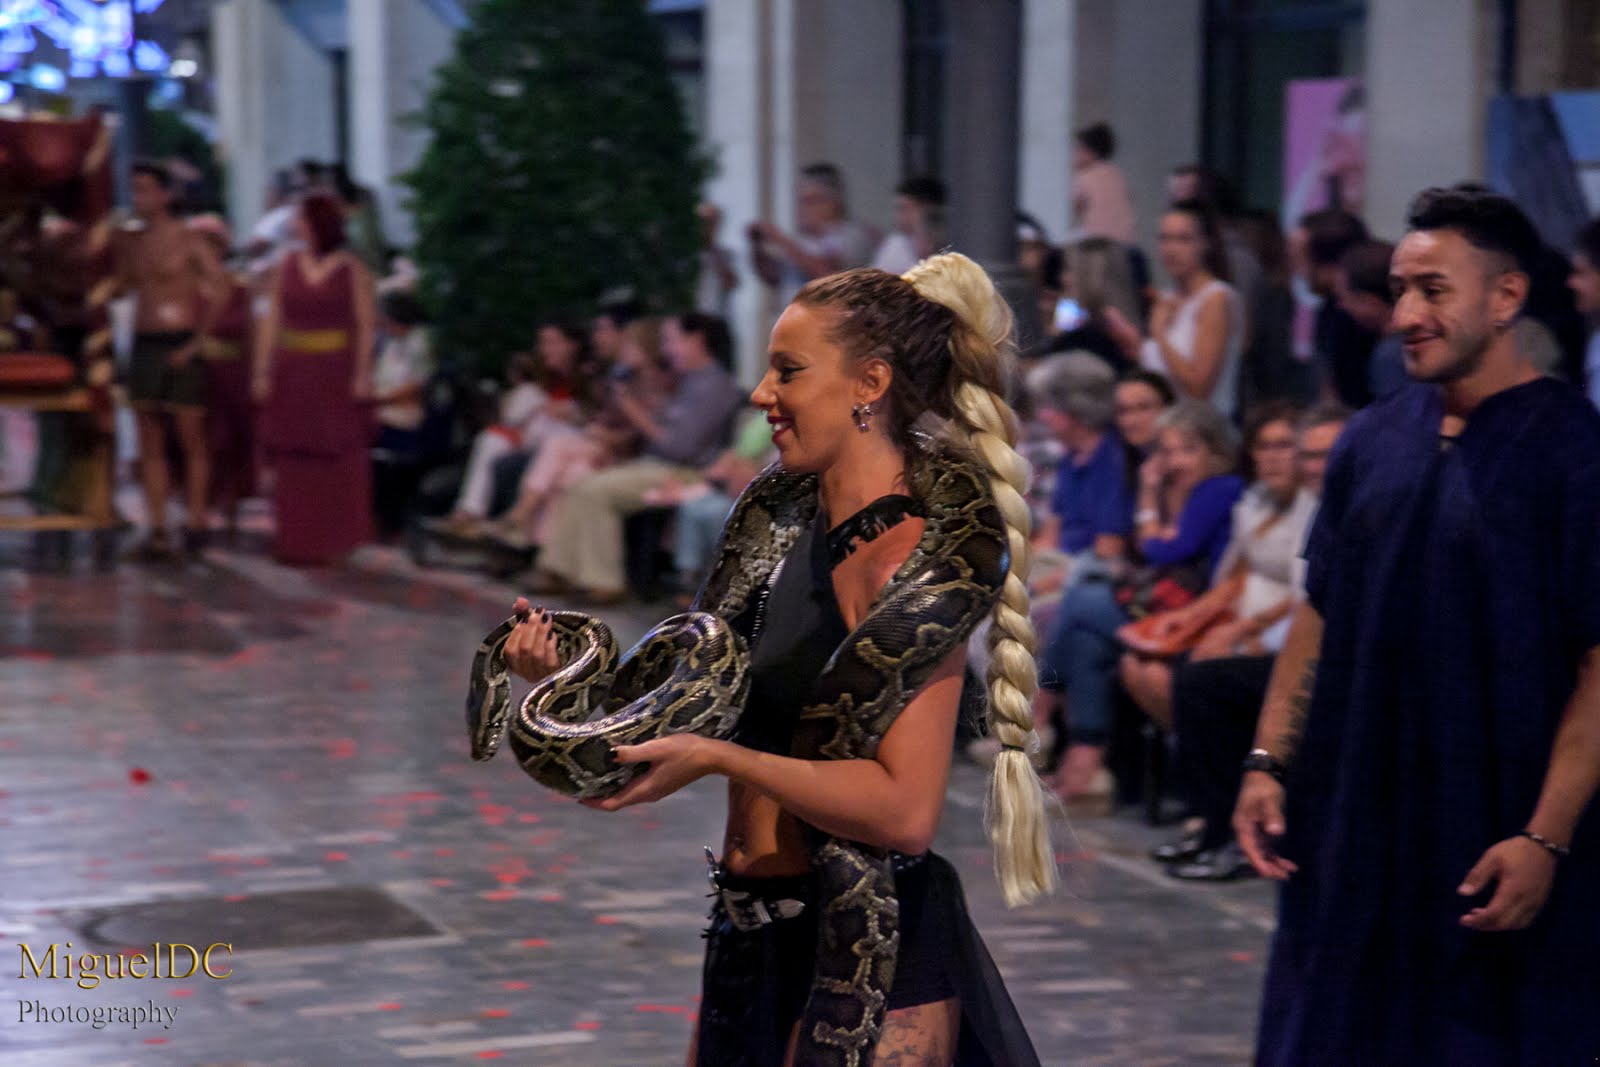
378, 1002, 402, 1011
501, 980, 530, 991
574, 1020, 600, 1031
171, 988, 193, 998
324, 851, 348, 862
594, 915, 620, 925
520, 939, 547, 948
128, 768, 152, 784
482, 1008, 511, 1019
476, 1053, 503, 1061
1230, 951, 1255, 963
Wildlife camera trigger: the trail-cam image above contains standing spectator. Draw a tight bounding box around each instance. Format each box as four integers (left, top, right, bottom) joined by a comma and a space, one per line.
873, 176, 947, 275
253, 193, 377, 566
534, 313, 744, 602
119, 161, 230, 558
331, 163, 390, 276
748, 163, 876, 305
245, 168, 301, 279
1235, 209, 1301, 406
1293, 208, 1372, 407
370, 291, 435, 539
186, 215, 258, 543
694, 203, 739, 320
1140, 200, 1246, 417
1045, 237, 1144, 372
1567, 216, 1600, 407
1070, 122, 1136, 245
1333, 240, 1405, 400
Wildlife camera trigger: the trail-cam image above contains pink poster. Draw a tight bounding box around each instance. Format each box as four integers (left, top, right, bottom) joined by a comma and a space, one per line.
1282, 78, 1366, 229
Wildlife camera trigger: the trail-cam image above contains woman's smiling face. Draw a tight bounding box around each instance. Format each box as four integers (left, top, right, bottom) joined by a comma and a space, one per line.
750, 302, 873, 474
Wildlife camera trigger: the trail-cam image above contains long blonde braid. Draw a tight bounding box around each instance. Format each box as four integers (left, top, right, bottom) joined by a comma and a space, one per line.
902, 252, 1058, 906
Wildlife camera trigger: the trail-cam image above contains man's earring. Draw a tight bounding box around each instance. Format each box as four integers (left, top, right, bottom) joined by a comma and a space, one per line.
851, 402, 874, 433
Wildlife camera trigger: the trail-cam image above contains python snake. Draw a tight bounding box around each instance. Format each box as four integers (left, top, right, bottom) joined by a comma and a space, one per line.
466, 448, 1008, 1066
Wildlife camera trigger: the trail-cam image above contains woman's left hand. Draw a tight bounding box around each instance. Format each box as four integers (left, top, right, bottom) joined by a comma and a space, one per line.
581, 734, 718, 812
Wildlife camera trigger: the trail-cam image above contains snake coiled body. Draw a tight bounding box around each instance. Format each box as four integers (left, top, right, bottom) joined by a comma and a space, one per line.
466, 449, 1007, 1066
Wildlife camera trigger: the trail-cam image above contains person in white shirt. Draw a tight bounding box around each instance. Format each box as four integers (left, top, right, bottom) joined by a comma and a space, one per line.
1140, 200, 1246, 417
371, 291, 436, 537
748, 162, 876, 305
872, 176, 946, 276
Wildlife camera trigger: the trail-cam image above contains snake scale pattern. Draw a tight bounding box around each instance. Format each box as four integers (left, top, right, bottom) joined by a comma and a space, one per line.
466, 448, 1008, 1066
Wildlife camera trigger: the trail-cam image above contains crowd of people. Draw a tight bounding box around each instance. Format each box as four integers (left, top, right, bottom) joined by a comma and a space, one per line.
17, 132, 1600, 882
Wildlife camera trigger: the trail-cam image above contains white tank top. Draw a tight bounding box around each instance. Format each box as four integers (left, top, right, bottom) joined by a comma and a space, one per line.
1139, 278, 1245, 417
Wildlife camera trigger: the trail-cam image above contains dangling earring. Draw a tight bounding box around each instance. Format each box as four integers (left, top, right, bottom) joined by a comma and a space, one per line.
851, 402, 874, 433
1493, 318, 1510, 332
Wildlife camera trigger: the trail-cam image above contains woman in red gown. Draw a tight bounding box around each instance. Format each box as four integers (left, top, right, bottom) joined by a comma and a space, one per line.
253, 194, 376, 565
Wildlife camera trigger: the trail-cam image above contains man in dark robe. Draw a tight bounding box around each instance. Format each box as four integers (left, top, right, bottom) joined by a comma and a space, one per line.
1234, 187, 1600, 1064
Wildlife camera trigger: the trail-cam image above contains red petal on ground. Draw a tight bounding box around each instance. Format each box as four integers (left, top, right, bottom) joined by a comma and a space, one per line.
128, 768, 152, 784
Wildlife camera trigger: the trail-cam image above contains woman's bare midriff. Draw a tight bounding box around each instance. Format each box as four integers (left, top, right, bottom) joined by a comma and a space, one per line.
723, 782, 812, 877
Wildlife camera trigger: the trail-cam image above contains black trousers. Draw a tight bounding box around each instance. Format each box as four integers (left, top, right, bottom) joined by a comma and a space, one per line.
1172, 654, 1275, 849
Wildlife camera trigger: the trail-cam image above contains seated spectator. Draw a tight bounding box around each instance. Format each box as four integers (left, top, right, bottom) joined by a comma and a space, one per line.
487, 318, 674, 549
1070, 121, 1137, 245
873, 176, 947, 276
1140, 200, 1246, 417
645, 408, 778, 603
533, 313, 745, 602
1113, 370, 1177, 469
1117, 403, 1310, 730
1044, 237, 1144, 372
1332, 240, 1404, 401
1293, 208, 1372, 407
1028, 352, 1131, 569
1569, 216, 1600, 407
748, 163, 876, 305
1036, 400, 1243, 807
369, 291, 436, 538
432, 322, 588, 535
1153, 403, 1349, 881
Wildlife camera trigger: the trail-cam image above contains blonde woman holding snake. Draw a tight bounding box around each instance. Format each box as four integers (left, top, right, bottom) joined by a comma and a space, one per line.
507, 254, 1053, 1066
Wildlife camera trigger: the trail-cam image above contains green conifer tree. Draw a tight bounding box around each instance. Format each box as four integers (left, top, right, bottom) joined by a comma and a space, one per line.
404, 0, 707, 372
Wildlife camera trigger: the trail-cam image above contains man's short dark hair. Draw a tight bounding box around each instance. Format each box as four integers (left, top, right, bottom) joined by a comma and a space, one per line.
380, 291, 428, 327
677, 312, 733, 370
895, 175, 946, 207
1076, 122, 1115, 161
131, 160, 174, 190
1405, 186, 1543, 276
1574, 217, 1600, 267
1299, 208, 1370, 269
595, 299, 641, 329
1339, 240, 1396, 304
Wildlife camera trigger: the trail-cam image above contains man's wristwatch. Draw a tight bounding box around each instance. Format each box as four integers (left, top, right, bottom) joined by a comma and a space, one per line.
1241, 748, 1288, 784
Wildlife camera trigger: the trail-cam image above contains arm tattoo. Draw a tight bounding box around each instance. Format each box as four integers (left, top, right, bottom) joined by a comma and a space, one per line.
1278, 656, 1319, 766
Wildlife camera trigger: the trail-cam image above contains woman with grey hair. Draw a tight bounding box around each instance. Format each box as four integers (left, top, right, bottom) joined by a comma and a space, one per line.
1035, 398, 1244, 807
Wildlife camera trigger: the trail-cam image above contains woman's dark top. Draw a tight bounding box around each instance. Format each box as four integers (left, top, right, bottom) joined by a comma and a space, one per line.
1044, 318, 1131, 375
732, 505, 850, 754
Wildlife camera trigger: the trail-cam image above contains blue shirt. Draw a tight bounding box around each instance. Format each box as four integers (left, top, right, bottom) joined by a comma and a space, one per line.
1139, 473, 1245, 579
1586, 330, 1600, 409
1050, 432, 1130, 553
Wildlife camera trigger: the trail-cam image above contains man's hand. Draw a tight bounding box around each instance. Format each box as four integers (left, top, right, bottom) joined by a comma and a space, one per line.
1458, 836, 1558, 931
1233, 770, 1298, 880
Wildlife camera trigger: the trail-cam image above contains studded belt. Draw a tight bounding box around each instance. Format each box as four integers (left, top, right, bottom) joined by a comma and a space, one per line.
704, 847, 808, 933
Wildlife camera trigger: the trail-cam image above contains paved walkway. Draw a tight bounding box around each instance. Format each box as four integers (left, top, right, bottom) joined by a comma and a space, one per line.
0, 531, 1273, 1065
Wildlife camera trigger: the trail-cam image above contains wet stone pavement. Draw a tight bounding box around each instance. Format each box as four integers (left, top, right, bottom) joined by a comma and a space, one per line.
0, 533, 1274, 1066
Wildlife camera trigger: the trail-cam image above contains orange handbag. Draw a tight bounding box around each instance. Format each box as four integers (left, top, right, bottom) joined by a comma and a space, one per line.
1116, 573, 1243, 658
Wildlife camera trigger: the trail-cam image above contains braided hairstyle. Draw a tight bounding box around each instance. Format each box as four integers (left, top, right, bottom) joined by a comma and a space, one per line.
795, 255, 1057, 906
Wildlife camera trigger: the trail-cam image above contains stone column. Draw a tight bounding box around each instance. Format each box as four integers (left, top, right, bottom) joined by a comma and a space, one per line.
1365, 0, 1493, 233
1020, 0, 1075, 240
346, 0, 458, 247
941, 0, 1036, 346
212, 0, 337, 236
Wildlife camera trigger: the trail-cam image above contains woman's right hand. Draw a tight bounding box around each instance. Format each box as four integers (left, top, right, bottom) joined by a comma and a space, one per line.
504, 597, 562, 683
1138, 453, 1168, 493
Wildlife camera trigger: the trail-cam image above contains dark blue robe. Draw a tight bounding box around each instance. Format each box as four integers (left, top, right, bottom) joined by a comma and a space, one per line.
1259, 378, 1600, 1066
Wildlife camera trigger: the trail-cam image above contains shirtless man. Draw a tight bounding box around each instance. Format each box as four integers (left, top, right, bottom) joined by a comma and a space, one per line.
118, 161, 227, 558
